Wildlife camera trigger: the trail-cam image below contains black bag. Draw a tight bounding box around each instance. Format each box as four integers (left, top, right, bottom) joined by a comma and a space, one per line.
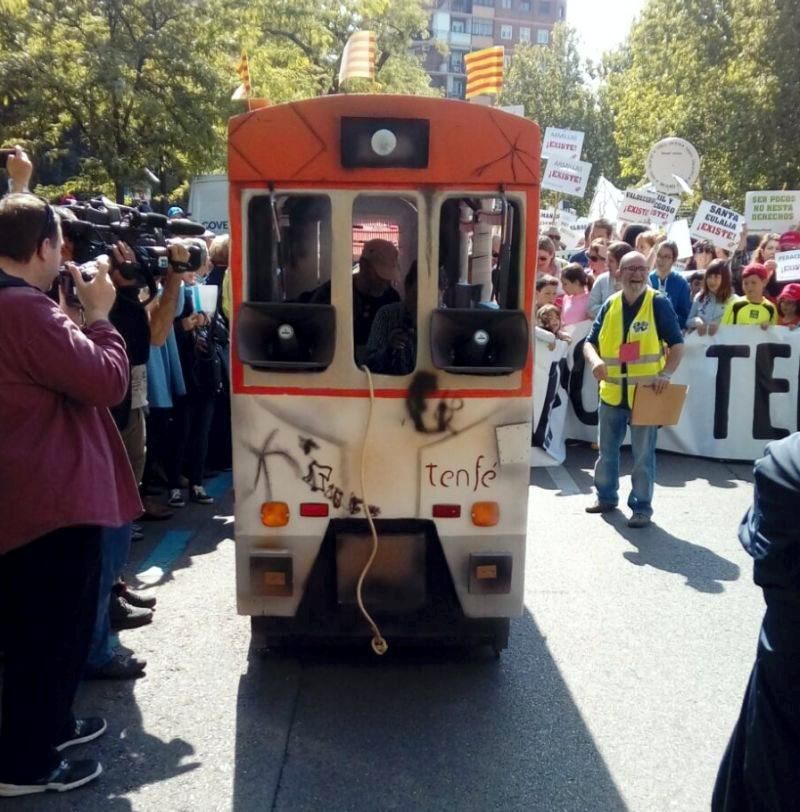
191, 325, 223, 395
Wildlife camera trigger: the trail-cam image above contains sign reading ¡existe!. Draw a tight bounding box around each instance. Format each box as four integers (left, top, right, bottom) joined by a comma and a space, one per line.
690, 201, 744, 251
776, 250, 800, 283
542, 127, 585, 162
618, 189, 657, 224
541, 158, 592, 198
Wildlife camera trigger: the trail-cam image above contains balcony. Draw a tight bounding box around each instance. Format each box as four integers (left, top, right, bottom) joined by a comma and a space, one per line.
449, 30, 472, 47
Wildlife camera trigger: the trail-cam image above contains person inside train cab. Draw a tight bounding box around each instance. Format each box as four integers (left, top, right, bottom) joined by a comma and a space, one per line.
314, 238, 400, 365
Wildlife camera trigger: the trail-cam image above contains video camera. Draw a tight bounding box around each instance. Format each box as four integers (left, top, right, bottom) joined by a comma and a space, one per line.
57, 198, 206, 304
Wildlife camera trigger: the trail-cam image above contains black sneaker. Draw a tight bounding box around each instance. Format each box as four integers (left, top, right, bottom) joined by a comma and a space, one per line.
109, 594, 153, 631
113, 580, 156, 610
55, 718, 107, 752
85, 653, 147, 681
0, 759, 102, 796
190, 485, 214, 505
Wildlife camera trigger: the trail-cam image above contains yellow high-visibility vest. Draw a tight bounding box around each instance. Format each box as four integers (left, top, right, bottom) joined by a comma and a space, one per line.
598, 288, 666, 407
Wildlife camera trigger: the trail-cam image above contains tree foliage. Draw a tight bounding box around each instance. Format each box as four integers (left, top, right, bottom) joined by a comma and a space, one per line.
500, 24, 619, 212
603, 0, 800, 209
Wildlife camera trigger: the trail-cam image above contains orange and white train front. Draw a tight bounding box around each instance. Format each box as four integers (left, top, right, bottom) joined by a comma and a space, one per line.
228, 95, 540, 652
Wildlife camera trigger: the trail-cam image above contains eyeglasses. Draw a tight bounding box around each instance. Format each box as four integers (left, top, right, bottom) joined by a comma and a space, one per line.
622, 264, 648, 273
693, 247, 710, 255
588, 254, 606, 262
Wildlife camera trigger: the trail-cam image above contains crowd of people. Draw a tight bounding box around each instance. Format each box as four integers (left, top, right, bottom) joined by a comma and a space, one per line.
0, 147, 232, 795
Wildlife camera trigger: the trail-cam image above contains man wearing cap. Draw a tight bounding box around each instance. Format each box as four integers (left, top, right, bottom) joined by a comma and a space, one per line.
721, 264, 777, 327
712, 433, 800, 811
583, 251, 684, 529
312, 238, 400, 365
167, 206, 184, 219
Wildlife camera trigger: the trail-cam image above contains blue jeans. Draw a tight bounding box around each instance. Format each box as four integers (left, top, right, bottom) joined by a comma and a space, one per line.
594, 401, 658, 517
86, 523, 131, 669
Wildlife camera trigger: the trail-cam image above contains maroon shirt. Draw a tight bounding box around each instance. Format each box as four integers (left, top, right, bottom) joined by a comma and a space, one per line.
0, 284, 143, 554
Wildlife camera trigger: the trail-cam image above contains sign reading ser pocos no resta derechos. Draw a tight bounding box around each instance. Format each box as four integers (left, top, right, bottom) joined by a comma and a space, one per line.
744, 191, 800, 234
690, 201, 744, 251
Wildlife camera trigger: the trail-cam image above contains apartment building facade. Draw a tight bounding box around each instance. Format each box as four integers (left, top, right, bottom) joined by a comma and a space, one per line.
419, 0, 567, 99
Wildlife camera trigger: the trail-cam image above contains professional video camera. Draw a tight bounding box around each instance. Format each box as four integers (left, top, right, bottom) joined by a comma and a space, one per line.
57, 197, 207, 304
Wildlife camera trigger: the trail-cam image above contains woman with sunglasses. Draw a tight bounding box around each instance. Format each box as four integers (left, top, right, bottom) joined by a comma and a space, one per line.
586, 238, 609, 278
686, 239, 715, 272
536, 235, 566, 292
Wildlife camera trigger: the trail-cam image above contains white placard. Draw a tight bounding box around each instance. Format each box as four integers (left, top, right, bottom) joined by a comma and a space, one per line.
542, 127, 585, 162
690, 201, 744, 251
650, 193, 681, 227
618, 189, 657, 224
646, 138, 700, 195
744, 191, 800, 234
500, 104, 526, 118
667, 218, 693, 259
541, 158, 592, 198
776, 250, 800, 283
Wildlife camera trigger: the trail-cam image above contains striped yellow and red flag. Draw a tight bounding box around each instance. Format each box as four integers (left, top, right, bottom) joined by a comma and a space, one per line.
232, 52, 251, 100
464, 46, 505, 100
338, 31, 377, 85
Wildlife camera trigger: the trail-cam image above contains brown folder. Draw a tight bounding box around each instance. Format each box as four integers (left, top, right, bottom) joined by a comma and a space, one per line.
631, 383, 688, 426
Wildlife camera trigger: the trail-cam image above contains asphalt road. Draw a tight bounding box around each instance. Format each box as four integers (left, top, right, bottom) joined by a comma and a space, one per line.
2, 446, 764, 811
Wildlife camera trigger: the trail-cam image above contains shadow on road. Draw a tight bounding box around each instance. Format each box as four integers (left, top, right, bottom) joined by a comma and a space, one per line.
232, 610, 627, 812
602, 512, 741, 594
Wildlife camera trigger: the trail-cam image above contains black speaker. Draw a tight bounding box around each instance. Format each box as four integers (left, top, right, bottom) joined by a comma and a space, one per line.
236, 302, 336, 371
430, 308, 529, 375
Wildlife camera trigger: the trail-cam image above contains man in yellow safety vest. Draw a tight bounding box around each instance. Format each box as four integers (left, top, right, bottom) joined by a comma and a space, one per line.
583, 251, 685, 528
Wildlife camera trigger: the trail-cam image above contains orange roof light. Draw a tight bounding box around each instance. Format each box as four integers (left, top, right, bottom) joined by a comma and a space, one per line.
261, 501, 290, 527
471, 501, 500, 527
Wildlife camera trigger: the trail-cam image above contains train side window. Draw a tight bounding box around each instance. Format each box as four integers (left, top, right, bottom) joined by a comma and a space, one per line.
438, 196, 521, 310
353, 195, 418, 374
247, 195, 332, 303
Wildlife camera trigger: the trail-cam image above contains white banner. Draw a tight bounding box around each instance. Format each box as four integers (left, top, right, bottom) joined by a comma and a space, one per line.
650, 193, 681, 227
589, 175, 624, 223
776, 249, 800, 283
542, 127, 585, 162
690, 201, 744, 251
667, 218, 693, 259
541, 158, 592, 198
619, 189, 657, 224
533, 323, 800, 464
745, 190, 800, 234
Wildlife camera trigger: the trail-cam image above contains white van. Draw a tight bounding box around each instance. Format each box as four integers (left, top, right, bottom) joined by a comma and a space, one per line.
188, 174, 229, 234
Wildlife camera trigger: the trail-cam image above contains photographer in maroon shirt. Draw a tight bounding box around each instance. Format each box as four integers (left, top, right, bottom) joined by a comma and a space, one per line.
0, 192, 141, 795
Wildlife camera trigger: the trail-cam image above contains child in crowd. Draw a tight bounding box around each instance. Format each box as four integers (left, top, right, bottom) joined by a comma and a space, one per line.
777, 283, 800, 328
535, 304, 571, 351
721, 263, 777, 329
560, 263, 593, 325
535, 274, 559, 310
686, 260, 734, 335
688, 271, 704, 300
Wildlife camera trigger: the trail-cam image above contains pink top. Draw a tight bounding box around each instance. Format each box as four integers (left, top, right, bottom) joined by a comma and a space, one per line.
0, 285, 143, 554
561, 291, 590, 325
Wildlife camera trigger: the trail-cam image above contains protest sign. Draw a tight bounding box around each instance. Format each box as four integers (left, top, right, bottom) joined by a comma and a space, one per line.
646, 137, 700, 195
744, 191, 800, 234
618, 189, 657, 224
500, 104, 525, 118
690, 201, 743, 251
542, 127, 585, 162
650, 193, 681, 227
588, 175, 624, 223
776, 250, 800, 283
667, 219, 693, 259
541, 158, 592, 198
533, 323, 800, 465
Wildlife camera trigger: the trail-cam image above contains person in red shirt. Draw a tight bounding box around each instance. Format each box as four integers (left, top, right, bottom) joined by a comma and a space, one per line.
0, 193, 141, 796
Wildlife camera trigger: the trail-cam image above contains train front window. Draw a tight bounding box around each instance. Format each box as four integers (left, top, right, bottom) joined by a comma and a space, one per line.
438, 196, 522, 310
353, 195, 418, 375
247, 194, 332, 303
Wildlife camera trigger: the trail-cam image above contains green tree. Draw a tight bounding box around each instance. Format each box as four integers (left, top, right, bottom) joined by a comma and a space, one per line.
603, 0, 800, 209
500, 24, 620, 212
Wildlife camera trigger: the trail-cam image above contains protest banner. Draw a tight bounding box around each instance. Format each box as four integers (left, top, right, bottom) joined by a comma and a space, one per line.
744, 191, 800, 234
618, 189, 657, 224
776, 250, 800, 283
588, 175, 624, 223
542, 127, 585, 162
690, 201, 744, 251
646, 137, 700, 195
541, 158, 592, 198
532, 323, 800, 465
667, 219, 693, 259
650, 193, 681, 228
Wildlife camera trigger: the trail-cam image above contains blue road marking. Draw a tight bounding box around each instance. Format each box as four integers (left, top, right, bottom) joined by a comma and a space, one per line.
205, 471, 232, 499
136, 530, 193, 583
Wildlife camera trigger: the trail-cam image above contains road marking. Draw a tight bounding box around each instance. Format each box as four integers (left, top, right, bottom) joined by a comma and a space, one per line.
546, 465, 581, 495
136, 530, 193, 585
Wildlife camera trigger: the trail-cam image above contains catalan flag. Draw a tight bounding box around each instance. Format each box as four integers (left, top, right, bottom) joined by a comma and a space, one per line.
232, 52, 251, 100
338, 31, 377, 85
464, 46, 505, 100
